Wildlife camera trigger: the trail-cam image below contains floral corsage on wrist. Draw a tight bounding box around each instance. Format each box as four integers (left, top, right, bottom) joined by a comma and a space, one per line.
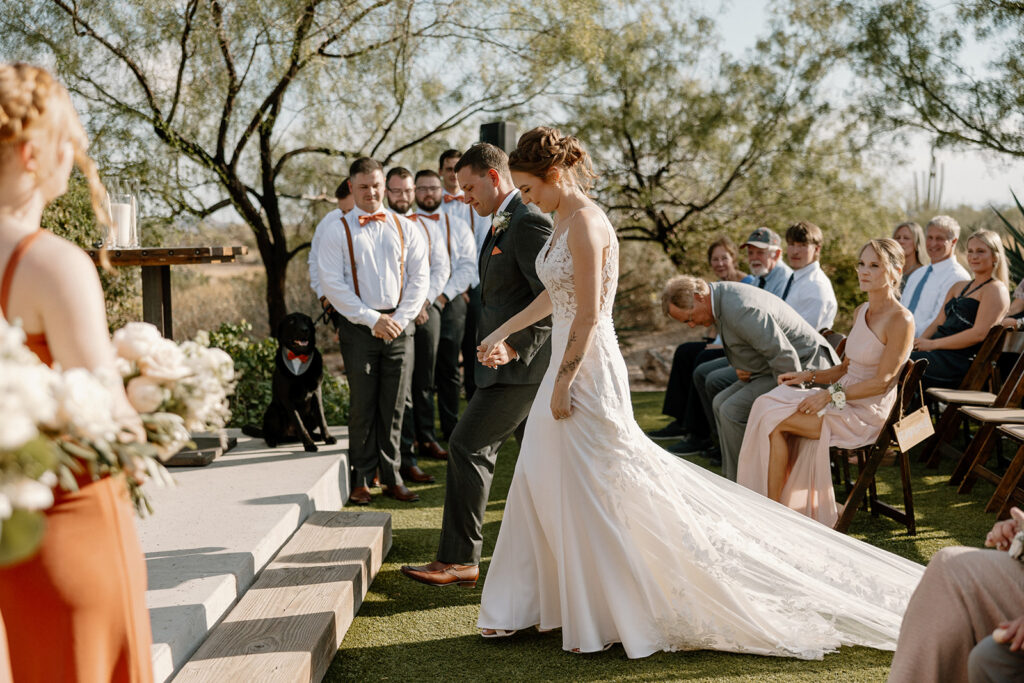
816, 383, 846, 417
491, 211, 511, 235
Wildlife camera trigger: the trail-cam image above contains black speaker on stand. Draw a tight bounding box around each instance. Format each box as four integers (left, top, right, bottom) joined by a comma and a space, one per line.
479, 121, 518, 155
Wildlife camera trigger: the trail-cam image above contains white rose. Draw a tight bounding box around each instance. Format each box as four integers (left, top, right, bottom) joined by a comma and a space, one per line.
126, 376, 169, 413
0, 476, 54, 511
55, 368, 119, 443
112, 322, 163, 362
0, 363, 58, 448
138, 339, 190, 382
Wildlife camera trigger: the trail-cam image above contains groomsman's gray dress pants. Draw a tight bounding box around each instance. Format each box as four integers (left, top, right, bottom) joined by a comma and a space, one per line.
400, 304, 442, 467
436, 381, 540, 565
337, 317, 413, 490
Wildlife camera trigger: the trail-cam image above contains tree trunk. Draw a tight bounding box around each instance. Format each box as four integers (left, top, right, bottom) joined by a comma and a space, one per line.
263, 245, 290, 335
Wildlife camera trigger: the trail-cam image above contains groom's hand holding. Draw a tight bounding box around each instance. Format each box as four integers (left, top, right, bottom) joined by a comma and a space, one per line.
477, 341, 517, 368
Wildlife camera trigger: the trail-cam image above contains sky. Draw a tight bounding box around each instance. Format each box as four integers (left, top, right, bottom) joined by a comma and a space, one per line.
716, 0, 1024, 210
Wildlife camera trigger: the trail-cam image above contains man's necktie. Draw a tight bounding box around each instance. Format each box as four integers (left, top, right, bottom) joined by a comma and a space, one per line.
906, 264, 933, 313
358, 212, 387, 226
758, 276, 767, 289
412, 213, 439, 221
443, 194, 459, 203
781, 274, 795, 300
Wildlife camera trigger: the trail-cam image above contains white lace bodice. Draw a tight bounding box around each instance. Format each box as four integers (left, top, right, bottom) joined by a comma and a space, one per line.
535, 207, 619, 327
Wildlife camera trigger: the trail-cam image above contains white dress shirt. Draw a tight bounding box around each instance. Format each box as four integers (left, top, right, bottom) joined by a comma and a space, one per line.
404, 210, 450, 305
307, 208, 341, 298
903, 256, 971, 335
317, 206, 429, 330
781, 261, 838, 330
423, 212, 476, 301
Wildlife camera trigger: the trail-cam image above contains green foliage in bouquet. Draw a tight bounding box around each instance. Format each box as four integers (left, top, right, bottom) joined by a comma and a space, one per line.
208, 321, 349, 428
40, 172, 140, 331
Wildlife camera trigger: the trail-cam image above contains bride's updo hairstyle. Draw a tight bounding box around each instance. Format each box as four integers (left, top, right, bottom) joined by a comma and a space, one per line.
0, 63, 109, 228
508, 126, 597, 193
860, 238, 905, 297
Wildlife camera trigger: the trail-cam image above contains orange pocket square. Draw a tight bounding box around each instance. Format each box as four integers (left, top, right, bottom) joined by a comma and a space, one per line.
491, 246, 502, 255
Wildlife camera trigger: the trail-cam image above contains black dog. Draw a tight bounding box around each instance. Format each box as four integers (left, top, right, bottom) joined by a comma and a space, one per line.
242, 312, 337, 452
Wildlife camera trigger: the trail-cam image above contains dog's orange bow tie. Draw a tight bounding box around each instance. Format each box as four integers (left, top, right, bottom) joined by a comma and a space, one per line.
358, 212, 387, 226
443, 194, 460, 203
287, 350, 310, 363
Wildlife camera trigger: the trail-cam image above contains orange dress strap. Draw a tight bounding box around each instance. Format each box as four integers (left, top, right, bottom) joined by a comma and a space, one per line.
1, 230, 52, 366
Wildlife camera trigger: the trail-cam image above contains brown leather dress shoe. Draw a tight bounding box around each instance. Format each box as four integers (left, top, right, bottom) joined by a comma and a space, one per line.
348, 485, 372, 506
400, 465, 435, 484
419, 441, 449, 460
381, 483, 420, 502
400, 561, 479, 588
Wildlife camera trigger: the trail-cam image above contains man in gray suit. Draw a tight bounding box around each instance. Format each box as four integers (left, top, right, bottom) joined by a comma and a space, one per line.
664, 275, 838, 481
401, 143, 553, 588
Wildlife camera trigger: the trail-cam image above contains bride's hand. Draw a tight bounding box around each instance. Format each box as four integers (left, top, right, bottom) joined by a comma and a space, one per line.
551, 382, 573, 420
478, 329, 508, 364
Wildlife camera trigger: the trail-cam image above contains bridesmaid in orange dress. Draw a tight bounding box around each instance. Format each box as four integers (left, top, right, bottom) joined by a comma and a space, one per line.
736, 239, 914, 526
0, 63, 153, 682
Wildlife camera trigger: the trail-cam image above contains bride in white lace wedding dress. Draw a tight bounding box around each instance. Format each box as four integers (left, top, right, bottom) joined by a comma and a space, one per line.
475, 128, 924, 659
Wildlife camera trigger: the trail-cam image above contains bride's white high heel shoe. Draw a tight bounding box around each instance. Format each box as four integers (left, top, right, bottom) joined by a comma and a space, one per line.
479, 628, 517, 638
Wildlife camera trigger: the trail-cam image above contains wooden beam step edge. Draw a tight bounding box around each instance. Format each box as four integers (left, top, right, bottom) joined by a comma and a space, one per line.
171, 509, 392, 683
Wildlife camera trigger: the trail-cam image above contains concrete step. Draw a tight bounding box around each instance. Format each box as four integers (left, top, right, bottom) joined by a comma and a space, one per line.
136, 427, 352, 682
171, 510, 391, 683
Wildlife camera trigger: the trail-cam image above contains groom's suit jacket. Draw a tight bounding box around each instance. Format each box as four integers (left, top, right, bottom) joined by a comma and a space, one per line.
710, 281, 839, 379
475, 192, 553, 388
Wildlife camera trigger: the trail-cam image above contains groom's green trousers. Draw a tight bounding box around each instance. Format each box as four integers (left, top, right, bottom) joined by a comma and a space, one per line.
437, 381, 541, 565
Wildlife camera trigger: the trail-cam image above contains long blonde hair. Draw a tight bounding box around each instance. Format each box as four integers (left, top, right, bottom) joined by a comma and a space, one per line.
860, 238, 905, 298
893, 221, 929, 269
967, 229, 1009, 287
0, 63, 110, 232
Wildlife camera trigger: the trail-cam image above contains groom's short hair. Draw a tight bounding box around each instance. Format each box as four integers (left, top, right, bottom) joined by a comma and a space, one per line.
454, 143, 511, 181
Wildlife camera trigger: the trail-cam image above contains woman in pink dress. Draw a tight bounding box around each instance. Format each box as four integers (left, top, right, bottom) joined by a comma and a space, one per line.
736, 238, 914, 526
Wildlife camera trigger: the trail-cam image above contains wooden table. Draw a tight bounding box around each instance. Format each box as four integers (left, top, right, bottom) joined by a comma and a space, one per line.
86, 246, 249, 338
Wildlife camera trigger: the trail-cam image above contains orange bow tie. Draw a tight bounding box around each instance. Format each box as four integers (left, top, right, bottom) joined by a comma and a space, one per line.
443, 194, 460, 203
413, 213, 440, 221
358, 212, 387, 226
287, 350, 310, 363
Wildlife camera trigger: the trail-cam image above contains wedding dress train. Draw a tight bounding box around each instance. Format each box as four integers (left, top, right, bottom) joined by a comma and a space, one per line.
477, 208, 923, 659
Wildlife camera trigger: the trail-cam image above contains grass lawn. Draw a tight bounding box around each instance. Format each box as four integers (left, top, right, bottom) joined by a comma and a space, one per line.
326, 391, 997, 682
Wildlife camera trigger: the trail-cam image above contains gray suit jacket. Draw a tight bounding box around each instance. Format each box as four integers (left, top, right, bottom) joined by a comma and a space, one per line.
475, 193, 553, 388
710, 281, 838, 379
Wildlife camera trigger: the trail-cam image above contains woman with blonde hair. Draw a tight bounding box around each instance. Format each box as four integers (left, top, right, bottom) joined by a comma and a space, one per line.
893, 221, 929, 288
0, 63, 153, 682
472, 128, 923, 659
912, 229, 1010, 390
736, 238, 914, 525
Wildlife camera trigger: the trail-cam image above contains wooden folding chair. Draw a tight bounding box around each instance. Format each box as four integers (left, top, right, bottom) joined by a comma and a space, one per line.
833, 358, 928, 535
948, 358, 1024, 493
988, 424, 1024, 518
919, 325, 1010, 468
819, 328, 847, 359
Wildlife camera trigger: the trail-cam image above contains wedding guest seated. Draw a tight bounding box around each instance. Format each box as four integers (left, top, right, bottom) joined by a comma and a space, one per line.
911, 229, 1009, 390
902, 215, 971, 335
781, 221, 838, 331
892, 221, 929, 291
888, 508, 1024, 682
736, 238, 913, 526
649, 235, 752, 445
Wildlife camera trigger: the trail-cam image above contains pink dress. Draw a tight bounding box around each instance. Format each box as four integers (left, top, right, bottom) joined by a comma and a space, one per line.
736, 305, 905, 526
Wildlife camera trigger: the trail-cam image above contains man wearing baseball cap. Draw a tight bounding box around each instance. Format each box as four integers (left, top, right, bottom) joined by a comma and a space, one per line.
741, 226, 793, 298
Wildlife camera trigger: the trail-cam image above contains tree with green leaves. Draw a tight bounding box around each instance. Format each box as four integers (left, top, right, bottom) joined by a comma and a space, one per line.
0, 0, 598, 330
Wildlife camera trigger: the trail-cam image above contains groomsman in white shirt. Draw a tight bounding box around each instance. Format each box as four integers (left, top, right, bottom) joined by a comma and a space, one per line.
386, 167, 450, 484
439, 148, 491, 402
308, 180, 355, 327
413, 169, 477, 443
780, 221, 838, 331
318, 157, 429, 506
902, 215, 971, 335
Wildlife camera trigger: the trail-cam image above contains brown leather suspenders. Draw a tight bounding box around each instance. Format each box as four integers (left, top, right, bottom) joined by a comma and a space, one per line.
338, 213, 405, 302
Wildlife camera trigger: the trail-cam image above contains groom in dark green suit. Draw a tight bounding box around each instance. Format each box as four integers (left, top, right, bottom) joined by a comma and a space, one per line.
401, 142, 553, 588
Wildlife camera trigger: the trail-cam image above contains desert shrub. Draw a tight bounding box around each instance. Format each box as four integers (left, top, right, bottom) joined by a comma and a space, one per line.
208, 320, 349, 428
40, 171, 140, 330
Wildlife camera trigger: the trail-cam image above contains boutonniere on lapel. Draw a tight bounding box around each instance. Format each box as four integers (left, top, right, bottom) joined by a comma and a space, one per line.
491, 211, 511, 236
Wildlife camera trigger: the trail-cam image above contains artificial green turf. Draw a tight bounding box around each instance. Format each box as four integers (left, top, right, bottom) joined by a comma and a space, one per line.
326, 391, 997, 682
